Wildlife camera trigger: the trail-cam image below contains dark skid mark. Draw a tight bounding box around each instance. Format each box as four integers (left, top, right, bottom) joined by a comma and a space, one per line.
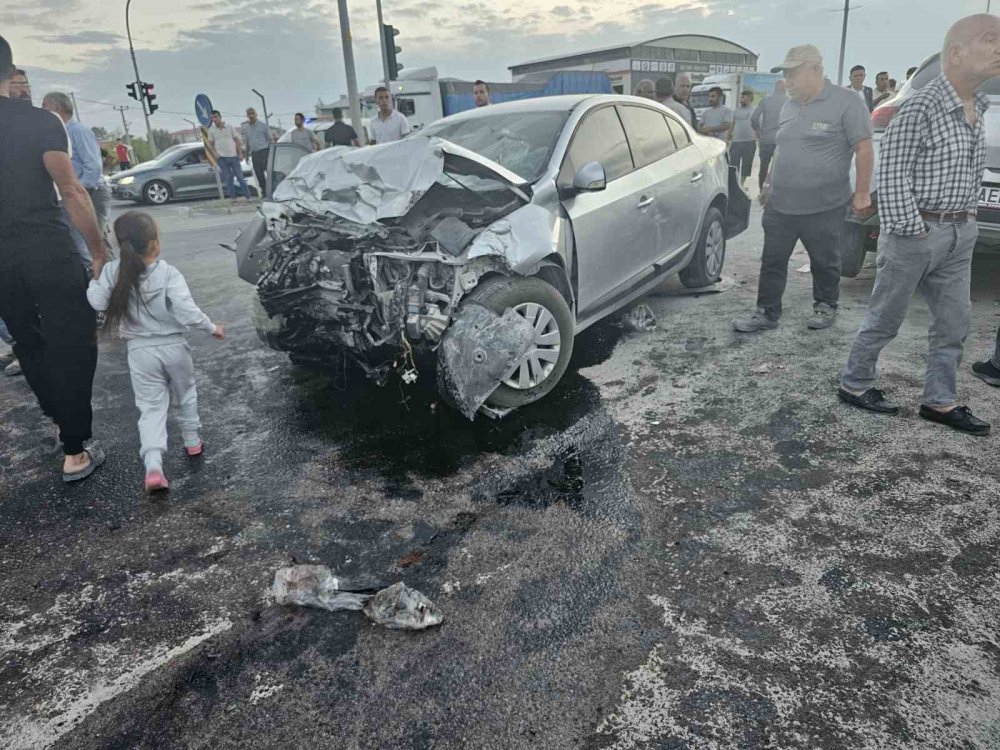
819, 566, 856, 594
285, 327, 613, 483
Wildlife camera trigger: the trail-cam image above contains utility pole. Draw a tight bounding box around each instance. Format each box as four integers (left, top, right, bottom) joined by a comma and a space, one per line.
836, 0, 851, 87
70, 92, 82, 123
114, 105, 132, 145
375, 0, 391, 90
125, 0, 158, 157
336, 0, 365, 144
251, 88, 272, 133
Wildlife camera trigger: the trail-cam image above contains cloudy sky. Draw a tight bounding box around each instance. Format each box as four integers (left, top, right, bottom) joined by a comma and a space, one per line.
2, 0, 991, 134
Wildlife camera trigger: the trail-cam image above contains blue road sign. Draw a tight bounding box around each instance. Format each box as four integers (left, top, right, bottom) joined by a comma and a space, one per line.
195, 94, 213, 127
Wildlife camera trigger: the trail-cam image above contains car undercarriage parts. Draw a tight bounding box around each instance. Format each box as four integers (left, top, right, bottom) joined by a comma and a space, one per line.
436, 302, 536, 420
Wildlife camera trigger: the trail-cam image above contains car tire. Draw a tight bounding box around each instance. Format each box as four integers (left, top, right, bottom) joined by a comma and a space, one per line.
840, 222, 874, 278
143, 180, 172, 205
679, 207, 725, 288
467, 275, 575, 410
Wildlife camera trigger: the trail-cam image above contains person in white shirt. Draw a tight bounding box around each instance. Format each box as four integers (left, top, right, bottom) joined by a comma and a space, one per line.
207, 111, 250, 201
370, 87, 411, 145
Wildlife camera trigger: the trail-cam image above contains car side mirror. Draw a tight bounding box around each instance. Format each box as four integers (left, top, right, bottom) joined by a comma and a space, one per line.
572, 161, 607, 193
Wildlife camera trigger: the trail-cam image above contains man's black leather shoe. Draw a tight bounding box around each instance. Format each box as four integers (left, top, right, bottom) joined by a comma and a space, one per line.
837, 387, 900, 415
919, 405, 991, 436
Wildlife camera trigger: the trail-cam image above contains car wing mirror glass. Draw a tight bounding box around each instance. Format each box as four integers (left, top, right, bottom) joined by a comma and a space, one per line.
573, 161, 607, 193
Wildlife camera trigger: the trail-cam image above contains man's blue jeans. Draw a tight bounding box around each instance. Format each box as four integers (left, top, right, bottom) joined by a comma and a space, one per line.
217, 156, 250, 199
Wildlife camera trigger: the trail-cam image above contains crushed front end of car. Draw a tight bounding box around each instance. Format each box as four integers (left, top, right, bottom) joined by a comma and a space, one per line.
237, 136, 545, 419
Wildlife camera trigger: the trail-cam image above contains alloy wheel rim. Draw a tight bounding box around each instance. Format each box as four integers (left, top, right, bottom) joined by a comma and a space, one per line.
705, 220, 725, 278
148, 184, 169, 204
502, 302, 561, 390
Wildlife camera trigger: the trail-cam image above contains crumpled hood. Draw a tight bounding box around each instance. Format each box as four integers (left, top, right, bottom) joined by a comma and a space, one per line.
267, 136, 528, 226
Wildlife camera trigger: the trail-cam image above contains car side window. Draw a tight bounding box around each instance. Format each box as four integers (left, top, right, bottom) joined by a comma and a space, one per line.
618, 105, 677, 168
561, 106, 635, 185
665, 115, 691, 149
177, 150, 206, 167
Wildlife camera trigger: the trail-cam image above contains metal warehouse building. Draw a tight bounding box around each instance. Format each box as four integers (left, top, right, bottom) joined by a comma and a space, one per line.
509, 34, 759, 94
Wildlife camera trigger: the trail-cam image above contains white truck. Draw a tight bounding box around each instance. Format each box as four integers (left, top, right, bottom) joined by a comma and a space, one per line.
355, 66, 614, 134
690, 72, 782, 123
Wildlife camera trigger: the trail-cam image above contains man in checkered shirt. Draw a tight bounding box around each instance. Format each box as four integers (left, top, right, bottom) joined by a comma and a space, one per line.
839, 14, 1000, 436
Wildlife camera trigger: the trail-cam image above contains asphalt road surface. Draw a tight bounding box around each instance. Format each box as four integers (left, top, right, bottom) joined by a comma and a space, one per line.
2, 199, 999, 750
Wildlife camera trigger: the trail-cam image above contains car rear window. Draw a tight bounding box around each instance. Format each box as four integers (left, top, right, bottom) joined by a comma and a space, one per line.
618, 105, 678, 167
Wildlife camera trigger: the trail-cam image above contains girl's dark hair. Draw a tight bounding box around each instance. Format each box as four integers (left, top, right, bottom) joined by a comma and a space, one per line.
104, 210, 158, 334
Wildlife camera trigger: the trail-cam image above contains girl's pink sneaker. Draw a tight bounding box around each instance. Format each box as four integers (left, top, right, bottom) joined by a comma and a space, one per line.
145, 470, 169, 493
185, 442, 204, 457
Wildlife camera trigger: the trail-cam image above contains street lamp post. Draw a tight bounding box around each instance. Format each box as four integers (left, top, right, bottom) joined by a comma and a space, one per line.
336, 0, 365, 142
251, 88, 272, 133
836, 0, 851, 87
125, 0, 158, 157
375, 0, 392, 90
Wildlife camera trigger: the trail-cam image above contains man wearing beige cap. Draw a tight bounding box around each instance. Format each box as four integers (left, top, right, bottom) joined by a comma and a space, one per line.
733, 44, 873, 333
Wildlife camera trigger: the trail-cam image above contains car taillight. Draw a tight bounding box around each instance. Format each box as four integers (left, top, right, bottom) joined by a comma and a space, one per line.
871, 104, 899, 131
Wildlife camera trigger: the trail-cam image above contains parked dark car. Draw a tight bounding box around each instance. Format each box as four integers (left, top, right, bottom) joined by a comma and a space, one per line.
109, 142, 260, 205
842, 53, 1000, 277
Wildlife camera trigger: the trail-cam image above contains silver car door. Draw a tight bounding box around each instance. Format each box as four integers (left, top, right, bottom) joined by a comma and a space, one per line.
661, 115, 707, 262
172, 149, 215, 197
617, 105, 686, 268
559, 105, 655, 315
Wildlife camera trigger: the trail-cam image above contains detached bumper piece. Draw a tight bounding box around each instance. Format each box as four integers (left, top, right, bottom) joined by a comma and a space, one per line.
436, 302, 535, 420
723, 165, 750, 239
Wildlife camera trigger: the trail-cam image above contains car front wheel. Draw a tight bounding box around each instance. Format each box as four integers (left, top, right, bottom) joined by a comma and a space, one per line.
679, 206, 726, 288
143, 180, 172, 205
467, 275, 575, 410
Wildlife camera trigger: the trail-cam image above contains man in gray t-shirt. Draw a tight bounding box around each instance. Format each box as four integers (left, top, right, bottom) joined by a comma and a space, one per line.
733, 44, 873, 334
729, 90, 757, 186
699, 87, 734, 141
751, 81, 786, 192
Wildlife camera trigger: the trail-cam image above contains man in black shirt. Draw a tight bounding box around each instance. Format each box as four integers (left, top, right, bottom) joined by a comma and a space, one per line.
0, 35, 108, 481
323, 108, 361, 148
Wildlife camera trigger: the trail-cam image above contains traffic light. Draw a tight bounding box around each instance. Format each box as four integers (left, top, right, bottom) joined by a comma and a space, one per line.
126, 82, 139, 101
141, 82, 158, 115
382, 24, 402, 79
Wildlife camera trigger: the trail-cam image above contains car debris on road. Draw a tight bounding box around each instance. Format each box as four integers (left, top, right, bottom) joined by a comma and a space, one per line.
271, 565, 444, 631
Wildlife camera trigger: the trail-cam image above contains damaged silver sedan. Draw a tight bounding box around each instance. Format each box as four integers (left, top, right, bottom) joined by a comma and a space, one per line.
236, 95, 749, 419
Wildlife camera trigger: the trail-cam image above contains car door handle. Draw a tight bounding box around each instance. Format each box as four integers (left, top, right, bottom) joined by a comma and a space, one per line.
637, 196, 654, 209
690, 172, 704, 183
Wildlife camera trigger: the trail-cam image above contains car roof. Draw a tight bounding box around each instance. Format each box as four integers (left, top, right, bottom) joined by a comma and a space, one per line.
427, 94, 668, 126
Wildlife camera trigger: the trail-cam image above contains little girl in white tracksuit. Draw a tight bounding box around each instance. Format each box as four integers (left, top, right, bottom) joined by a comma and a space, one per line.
87, 210, 224, 493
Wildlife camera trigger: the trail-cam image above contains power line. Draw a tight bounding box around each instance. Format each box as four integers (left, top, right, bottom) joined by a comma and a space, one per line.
73, 95, 246, 119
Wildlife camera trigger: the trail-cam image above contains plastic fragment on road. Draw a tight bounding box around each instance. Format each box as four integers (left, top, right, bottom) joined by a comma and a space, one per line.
363, 582, 444, 630
623, 303, 657, 332
271, 565, 373, 612
271, 566, 443, 631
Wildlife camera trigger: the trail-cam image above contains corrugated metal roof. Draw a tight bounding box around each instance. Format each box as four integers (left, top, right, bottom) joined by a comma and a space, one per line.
509, 34, 756, 70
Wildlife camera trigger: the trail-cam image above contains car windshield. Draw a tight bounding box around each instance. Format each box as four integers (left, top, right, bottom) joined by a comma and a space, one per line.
907, 57, 1000, 96
419, 111, 569, 182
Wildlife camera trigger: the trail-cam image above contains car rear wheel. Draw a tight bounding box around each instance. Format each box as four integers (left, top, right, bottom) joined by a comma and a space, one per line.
679, 207, 725, 288
143, 180, 172, 205
467, 276, 575, 410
